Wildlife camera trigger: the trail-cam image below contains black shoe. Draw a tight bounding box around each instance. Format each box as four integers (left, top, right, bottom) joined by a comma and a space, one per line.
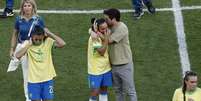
145, 2, 156, 14
133, 11, 144, 19
0, 8, 14, 18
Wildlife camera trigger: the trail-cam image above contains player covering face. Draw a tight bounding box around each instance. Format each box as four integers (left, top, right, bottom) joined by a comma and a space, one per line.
88, 18, 112, 101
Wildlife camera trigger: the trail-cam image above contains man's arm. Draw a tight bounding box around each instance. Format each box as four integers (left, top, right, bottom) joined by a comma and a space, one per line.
108, 26, 128, 44
44, 28, 66, 48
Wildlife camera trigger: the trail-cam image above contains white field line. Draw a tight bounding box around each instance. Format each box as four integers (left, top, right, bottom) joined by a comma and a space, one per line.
172, 0, 191, 76
0, 5, 201, 14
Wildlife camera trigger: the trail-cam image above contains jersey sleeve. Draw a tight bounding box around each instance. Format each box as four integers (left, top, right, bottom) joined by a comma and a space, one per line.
110, 27, 128, 43
14, 16, 20, 30
46, 38, 55, 50
172, 89, 179, 101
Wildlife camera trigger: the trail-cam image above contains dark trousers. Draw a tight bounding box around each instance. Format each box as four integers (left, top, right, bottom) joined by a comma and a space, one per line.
6, 0, 14, 9
132, 0, 151, 12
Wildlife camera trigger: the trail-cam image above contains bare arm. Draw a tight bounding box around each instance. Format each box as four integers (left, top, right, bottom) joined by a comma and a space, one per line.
96, 39, 108, 56
96, 31, 109, 56
10, 29, 18, 57
15, 40, 32, 59
44, 28, 66, 48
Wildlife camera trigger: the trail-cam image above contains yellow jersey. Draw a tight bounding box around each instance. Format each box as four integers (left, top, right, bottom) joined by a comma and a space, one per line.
87, 37, 111, 75
27, 38, 56, 83
172, 87, 201, 101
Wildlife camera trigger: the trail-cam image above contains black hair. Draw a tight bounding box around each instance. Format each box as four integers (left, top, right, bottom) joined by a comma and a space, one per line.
103, 8, 120, 21
182, 71, 197, 101
31, 25, 45, 36
91, 18, 106, 31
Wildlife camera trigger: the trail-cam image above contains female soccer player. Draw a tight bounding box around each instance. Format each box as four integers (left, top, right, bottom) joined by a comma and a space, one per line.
16, 26, 65, 101
172, 71, 201, 101
87, 18, 112, 101
9, 0, 45, 100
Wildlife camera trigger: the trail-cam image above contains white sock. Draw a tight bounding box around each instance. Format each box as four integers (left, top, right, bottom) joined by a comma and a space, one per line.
99, 94, 108, 101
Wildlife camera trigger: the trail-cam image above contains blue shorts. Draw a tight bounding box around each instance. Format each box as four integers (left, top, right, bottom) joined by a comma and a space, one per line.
28, 80, 54, 100
88, 71, 112, 89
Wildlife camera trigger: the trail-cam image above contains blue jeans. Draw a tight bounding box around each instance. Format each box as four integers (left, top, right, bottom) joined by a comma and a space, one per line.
6, 0, 14, 9
132, 0, 151, 12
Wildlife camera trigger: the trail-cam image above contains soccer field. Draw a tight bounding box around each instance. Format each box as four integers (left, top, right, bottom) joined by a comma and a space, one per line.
0, 0, 201, 101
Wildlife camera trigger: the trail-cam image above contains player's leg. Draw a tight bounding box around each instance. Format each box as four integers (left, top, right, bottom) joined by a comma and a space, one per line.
88, 74, 102, 101
142, 0, 155, 14
112, 66, 125, 101
21, 55, 31, 101
99, 86, 108, 101
99, 71, 112, 101
41, 80, 54, 101
120, 62, 137, 101
6, 0, 14, 10
132, 0, 144, 19
0, 0, 14, 18
90, 89, 99, 101
28, 82, 41, 101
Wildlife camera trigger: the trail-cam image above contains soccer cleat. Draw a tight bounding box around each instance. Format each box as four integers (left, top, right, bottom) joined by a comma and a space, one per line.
0, 8, 14, 18
145, 2, 156, 14
133, 11, 144, 19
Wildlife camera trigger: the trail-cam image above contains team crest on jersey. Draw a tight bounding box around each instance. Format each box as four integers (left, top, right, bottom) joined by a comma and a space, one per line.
35, 49, 44, 62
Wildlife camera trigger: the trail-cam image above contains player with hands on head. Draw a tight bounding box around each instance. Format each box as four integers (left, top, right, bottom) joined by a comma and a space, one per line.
8, 1, 46, 101
16, 25, 65, 101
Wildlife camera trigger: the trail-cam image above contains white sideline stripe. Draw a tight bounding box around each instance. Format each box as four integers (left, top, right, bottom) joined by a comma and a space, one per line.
182, 5, 201, 10
172, 0, 191, 76
0, 5, 201, 14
